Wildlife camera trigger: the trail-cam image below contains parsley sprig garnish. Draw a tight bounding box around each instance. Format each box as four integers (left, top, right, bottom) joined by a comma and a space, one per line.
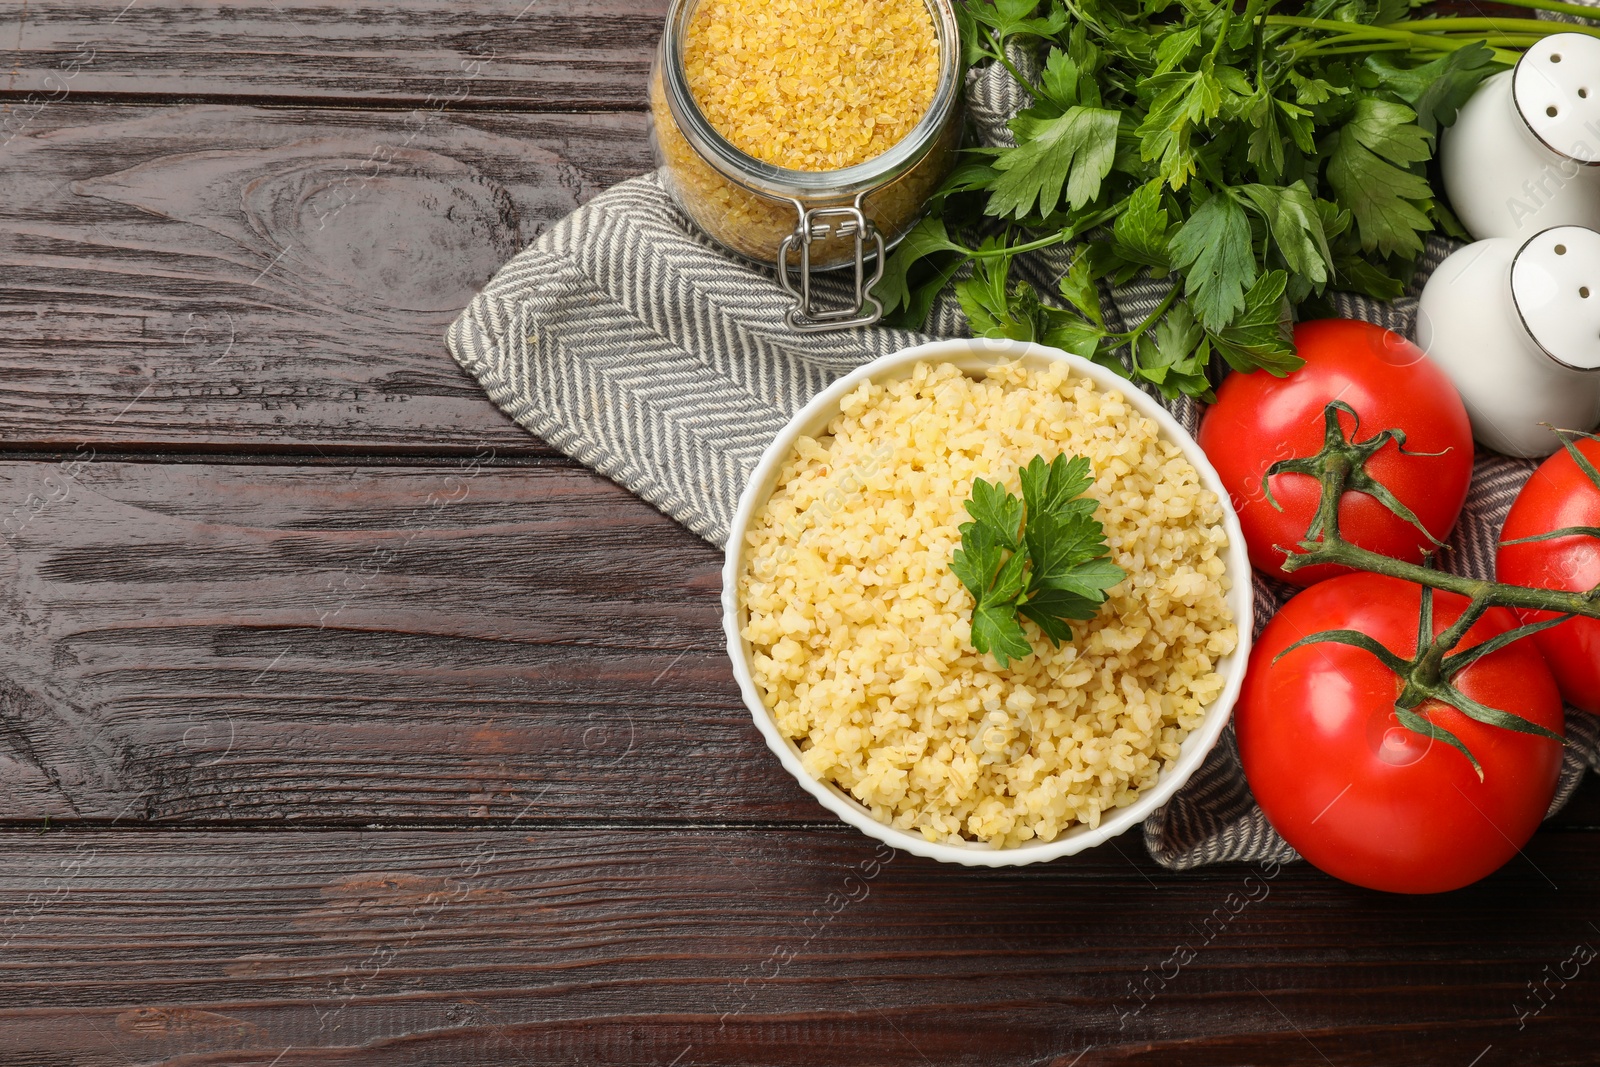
880, 0, 1592, 399
951, 454, 1126, 666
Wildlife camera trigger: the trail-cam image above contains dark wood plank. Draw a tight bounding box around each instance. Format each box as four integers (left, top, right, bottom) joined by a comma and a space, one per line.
5, 454, 1598, 831
0, 827, 1596, 1066
1, 0, 664, 111
0, 0, 1537, 113
0, 104, 653, 456
0, 458, 823, 823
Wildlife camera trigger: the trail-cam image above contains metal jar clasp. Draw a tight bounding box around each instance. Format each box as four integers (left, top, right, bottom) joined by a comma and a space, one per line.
777, 196, 886, 332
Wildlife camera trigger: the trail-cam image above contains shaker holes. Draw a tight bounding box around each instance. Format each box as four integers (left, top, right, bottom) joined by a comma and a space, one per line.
1556, 244, 1568, 255
1548, 106, 1559, 117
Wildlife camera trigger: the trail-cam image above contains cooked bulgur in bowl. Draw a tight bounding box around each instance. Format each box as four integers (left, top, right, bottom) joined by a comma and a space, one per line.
722, 339, 1253, 866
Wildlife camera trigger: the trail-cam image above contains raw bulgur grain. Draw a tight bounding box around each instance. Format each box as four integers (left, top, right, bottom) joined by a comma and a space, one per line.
738, 361, 1239, 847
649, 0, 955, 269
684, 0, 941, 172
649, 64, 958, 266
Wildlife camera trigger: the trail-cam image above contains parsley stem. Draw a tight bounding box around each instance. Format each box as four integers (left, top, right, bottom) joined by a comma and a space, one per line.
1119, 285, 1181, 348
1389, 16, 1600, 40
965, 204, 1123, 259
1294, 41, 1438, 54
984, 32, 1041, 100
1265, 15, 1416, 36
1299, 31, 1541, 51
1295, 41, 1522, 61
1265, 14, 1503, 49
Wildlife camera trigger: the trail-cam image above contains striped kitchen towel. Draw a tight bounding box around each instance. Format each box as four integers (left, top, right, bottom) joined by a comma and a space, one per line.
447, 37, 1600, 870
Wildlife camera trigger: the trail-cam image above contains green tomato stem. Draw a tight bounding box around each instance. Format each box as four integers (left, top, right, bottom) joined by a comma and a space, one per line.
1413, 594, 1491, 689
1285, 538, 1600, 618
1279, 405, 1600, 620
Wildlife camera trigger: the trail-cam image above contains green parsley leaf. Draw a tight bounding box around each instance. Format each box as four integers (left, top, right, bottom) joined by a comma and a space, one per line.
1030, 556, 1128, 614
953, 0, 987, 70
1206, 270, 1301, 376
951, 519, 1006, 601
1111, 180, 1174, 271
956, 254, 1052, 341
1330, 251, 1409, 302
1024, 508, 1109, 591
964, 476, 1025, 549
987, 106, 1121, 219
952, 521, 1035, 666
1057, 254, 1105, 328
1041, 311, 1108, 361
1038, 47, 1085, 111
1018, 453, 1094, 520
1323, 97, 1436, 256
1367, 42, 1499, 135
1151, 25, 1202, 76
1169, 189, 1256, 332
972, 594, 1035, 666
877, 216, 969, 314
1137, 302, 1213, 400
1287, 69, 1348, 107
1238, 181, 1333, 289
952, 455, 1124, 664
967, 0, 1069, 44
1135, 59, 1227, 188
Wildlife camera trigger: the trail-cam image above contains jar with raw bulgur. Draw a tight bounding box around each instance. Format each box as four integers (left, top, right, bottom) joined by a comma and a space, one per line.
649, 0, 963, 330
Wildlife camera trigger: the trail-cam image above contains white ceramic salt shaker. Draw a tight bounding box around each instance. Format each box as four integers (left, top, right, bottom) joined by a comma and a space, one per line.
1440, 33, 1600, 240
1415, 225, 1600, 457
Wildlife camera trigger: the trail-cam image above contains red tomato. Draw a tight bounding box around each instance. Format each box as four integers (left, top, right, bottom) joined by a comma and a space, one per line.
1199, 319, 1474, 586
1236, 572, 1564, 894
1497, 437, 1600, 715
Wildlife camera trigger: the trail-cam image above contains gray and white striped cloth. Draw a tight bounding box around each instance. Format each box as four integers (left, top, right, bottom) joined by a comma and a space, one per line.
448, 31, 1600, 869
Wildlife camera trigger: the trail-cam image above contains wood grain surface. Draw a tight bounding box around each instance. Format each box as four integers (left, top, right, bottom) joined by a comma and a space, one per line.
0, 103, 651, 456
0, 459, 832, 824
2, 0, 1598, 1063
2, 455, 1598, 832
2, 0, 666, 110
1, 828, 1597, 1067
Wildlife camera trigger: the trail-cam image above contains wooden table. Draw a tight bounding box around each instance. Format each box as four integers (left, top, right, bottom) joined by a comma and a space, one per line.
1, 3, 1597, 1063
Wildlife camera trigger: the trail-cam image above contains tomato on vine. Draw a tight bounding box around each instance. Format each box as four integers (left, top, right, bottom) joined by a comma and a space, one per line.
1199, 319, 1474, 586
1236, 573, 1564, 894
1498, 431, 1600, 715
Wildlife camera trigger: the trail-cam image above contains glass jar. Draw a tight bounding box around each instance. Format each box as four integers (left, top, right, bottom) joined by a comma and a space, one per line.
649, 0, 963, 331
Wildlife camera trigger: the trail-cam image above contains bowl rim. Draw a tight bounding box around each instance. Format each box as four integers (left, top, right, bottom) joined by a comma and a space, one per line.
720, 337, 1254, 866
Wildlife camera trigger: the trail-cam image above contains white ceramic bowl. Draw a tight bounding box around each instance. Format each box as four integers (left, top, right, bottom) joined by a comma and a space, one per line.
721, 338, 1254, 866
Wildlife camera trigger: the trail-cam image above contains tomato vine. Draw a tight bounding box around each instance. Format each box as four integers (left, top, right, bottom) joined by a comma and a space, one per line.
1264, 402, 1600, 774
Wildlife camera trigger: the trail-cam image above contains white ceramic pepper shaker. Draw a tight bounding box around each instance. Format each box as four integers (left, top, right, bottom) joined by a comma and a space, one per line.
1415, 226, 1600, 458
1440, 33, 1600, 240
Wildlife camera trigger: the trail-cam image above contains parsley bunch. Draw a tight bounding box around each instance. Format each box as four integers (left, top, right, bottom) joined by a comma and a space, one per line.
882, 0, 1595, 399
951, 454, 1126, 666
